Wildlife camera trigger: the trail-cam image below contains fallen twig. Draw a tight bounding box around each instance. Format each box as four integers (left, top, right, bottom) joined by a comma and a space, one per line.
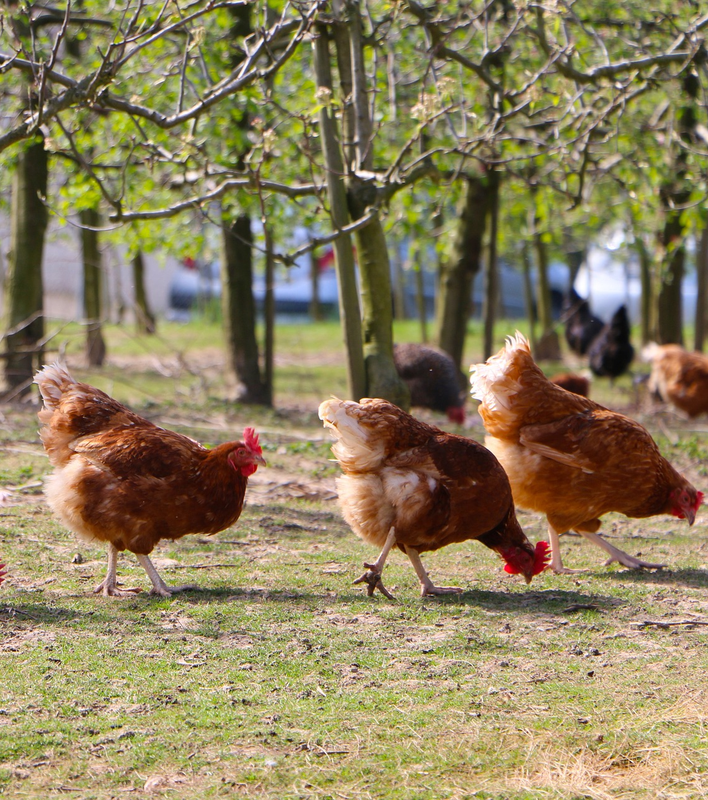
632, 619, 708, 629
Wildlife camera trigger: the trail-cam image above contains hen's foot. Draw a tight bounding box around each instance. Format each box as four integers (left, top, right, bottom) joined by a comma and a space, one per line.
353, 563, 396, 600
149, 583, 199, 598
603, 555, 665, 570
551, 566, 589, 575
94, 581, 143, 597
420, 583, 463, 597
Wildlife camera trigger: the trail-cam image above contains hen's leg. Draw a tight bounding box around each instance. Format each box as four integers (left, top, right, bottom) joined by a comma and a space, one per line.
404, 547, 463, 596
353, 527, 397, 600
579, 530, 665, 570
135, 554, 198, 598
94, 544, 143, 597
548, 524, 587, 574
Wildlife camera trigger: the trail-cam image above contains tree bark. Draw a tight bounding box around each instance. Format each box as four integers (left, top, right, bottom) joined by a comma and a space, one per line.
657, 74, 697, 346
262, 222, 275, 406
483, 166, 500, 359
2, 139, 48, 397
657, 208, 686, 345
413, 248, 428, 343
694, 222, 708, 352
80, 207, 106, 367
221, 213, 268, 404
633, 233, 654, 345
391, 242, 406, 321
332, 3, 407, 405
309, 248, 322, 322
530, 189, 560, 360
350, 190, 410, 407
521, 242, 537, 351
312, 22, 366, 400
436, 175, 488, 373
132, 250, 156, 335
218, 4, 270, 404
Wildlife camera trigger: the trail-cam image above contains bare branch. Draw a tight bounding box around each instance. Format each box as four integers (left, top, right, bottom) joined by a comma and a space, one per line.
274, 208, 379, 266
405, 0, 502, 93
108, 176, 320, 222
0, 2, 324, 154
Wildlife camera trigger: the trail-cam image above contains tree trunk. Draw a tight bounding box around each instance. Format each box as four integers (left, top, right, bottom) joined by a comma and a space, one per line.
331, 3, 407, 405
312, 22, 366, 400
262, 223, 275, 407
219, 4, 269, 404
656, 209, 686, 345
634, 234, 654, 345
436, 175, 488, 372
309, 248, 322, 321
391, 242, 406, 320
521, 242, 537, 351
483, 166, 500, 359
221, 213, 268, 404
80, 207, 106, 367
350, 191, 410, 407
413, 248, 428, 343
132, 250, 156, 335
530, 190, 560, 360
694, 222, 708, 352
2, 139, 48, 397
657, 75, 697, 346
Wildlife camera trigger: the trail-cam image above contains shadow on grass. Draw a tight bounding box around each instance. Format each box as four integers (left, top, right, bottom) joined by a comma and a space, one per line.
0, 602, 111, 625
592, 567, 708, 588
336, 586, 623, 614
178, 586, 326, 605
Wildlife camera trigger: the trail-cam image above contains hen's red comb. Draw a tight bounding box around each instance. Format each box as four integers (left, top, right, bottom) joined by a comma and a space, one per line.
243, 427, 262, 454
503, 541, 551, 576
697, 491, 704, 507
532, 540, 551, 575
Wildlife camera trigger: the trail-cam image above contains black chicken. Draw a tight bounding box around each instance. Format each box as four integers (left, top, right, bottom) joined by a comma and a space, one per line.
393, 343, 466, 423
563, 288, 604, 356
588, 305, 634, 380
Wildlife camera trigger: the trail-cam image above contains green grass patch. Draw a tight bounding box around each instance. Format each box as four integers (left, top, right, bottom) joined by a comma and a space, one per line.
1, 318, 707, 798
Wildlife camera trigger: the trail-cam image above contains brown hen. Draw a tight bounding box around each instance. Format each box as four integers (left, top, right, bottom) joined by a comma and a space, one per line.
35, 363, 265, 597
644, 343, 708, 418
472, 333, 702, 573
319, 397, 548, 598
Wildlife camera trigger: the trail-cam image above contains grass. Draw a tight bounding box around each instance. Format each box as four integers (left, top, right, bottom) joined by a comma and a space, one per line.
1, 318, 708, 798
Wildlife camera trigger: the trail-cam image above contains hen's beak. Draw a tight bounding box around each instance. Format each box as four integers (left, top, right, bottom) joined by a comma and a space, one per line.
685, 505, 696, 526
254, 453, 267, 467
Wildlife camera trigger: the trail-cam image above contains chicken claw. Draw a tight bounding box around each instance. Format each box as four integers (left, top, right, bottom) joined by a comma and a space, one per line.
550, 565, 589, 575
580, 531, 665, 570
353, 527, 398, 600
94, 581, 143, 598
602, 555, 665, 570
420, 582, 463, 597
353, 564, 396, 600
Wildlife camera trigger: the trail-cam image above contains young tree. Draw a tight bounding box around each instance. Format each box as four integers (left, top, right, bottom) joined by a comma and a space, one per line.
79, 206, 106, 366
2, 138, 48, 396
435, 176, 488, 370
131, 251, 156, 335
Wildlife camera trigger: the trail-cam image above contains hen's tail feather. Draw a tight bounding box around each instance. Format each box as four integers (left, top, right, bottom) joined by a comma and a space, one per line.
470, 331, 529, 411
34, 362, 76, 410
